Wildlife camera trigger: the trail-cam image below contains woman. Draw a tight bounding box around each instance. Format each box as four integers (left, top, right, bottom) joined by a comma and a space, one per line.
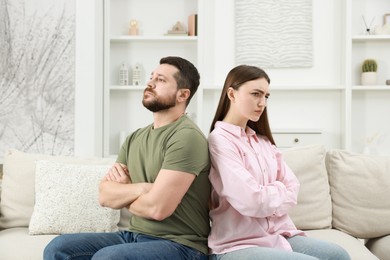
208, 65, 350, 260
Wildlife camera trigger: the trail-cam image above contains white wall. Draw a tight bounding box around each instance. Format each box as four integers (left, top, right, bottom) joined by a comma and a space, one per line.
74, 0, 103, 157
207, 0, 342, 87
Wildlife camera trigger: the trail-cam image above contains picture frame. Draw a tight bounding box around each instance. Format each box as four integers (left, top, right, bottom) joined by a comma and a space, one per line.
384, 14, 390, 25
235, 0, 313, 68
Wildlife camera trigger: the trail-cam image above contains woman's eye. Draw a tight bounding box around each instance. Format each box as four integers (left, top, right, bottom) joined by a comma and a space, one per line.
252, 92, 260, 97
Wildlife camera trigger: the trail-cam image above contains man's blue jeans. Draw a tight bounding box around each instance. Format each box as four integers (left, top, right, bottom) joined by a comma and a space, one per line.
44, 231, 208, 260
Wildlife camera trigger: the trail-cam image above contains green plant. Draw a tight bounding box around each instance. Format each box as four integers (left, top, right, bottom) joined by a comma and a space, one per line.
362, 59, 377, 72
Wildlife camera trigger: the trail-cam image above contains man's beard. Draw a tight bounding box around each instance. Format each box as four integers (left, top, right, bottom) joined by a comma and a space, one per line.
142, 90, 177, 112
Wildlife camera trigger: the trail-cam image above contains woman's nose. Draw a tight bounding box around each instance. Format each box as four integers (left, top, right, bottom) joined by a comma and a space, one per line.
258, 97, 267, 106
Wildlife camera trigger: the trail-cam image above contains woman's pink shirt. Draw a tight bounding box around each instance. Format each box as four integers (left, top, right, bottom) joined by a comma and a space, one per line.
208, 121, 304, 254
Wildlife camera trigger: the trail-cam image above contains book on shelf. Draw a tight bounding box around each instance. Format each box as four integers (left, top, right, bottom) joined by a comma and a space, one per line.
188, 14, 197, 36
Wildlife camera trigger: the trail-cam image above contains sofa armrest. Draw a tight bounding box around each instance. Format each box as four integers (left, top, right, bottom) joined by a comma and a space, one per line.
0, 163, 3, 197
0, 170, 2, 202
366, 235, 390, 260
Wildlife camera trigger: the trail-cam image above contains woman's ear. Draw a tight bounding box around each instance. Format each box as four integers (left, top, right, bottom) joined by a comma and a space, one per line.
227, 87, 235, 102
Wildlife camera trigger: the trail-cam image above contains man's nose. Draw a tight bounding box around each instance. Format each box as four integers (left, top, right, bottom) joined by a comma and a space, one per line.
146, 78, 156, 89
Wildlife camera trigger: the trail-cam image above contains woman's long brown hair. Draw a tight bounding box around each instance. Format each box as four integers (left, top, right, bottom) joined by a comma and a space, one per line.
209, 65, 276, 145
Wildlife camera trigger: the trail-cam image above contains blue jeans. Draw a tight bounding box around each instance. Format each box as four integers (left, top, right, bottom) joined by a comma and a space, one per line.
210, 235, 351, 260
44, 231, 207, 260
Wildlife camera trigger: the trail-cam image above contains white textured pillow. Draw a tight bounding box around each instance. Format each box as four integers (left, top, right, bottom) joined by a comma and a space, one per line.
29, 160, 120, 235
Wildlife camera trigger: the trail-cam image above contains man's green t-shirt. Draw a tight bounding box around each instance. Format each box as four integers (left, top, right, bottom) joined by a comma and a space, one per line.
116, 115, 211, 254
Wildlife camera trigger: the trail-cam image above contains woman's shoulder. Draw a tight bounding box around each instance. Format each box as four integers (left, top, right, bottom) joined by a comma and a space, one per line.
257, 134, 280, 153
208, 131, 237, 153
209, 126, 233, 140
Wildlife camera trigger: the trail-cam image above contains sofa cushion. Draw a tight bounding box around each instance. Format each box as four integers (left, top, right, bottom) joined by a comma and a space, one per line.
0, 227, 57, 260
0, 149, 115, 229
282, 145, 332, 230
326, 150, 390, 239
29, 160, 119, 235
366, 235, 390, 260
305, 229, 378, 260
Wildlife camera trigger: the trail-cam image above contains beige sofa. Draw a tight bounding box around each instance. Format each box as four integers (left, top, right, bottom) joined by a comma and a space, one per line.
0, 146, 389, 260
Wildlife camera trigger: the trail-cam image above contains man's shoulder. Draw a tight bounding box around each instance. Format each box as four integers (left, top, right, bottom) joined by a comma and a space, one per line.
176, 116, 206, 138
180, 115, 203, 129
134, 124, 153, 134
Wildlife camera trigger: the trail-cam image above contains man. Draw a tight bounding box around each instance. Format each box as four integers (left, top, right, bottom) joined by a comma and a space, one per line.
44, 56, 211, 260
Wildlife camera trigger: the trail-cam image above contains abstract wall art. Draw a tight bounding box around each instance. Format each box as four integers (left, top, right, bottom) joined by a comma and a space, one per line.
235, 0, 313, 68
0, 0, 75, 158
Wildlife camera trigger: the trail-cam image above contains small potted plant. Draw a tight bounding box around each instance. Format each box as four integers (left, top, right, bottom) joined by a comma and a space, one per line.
361, 59, 378, 85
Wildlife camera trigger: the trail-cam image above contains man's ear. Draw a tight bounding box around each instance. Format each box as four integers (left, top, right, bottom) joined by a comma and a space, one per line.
177, 89, 190, 102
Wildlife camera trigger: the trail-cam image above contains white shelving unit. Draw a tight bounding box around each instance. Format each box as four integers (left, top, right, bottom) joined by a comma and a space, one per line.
103, 0, 202, 157
345, 0, 390, 154
101, 0, 390, 157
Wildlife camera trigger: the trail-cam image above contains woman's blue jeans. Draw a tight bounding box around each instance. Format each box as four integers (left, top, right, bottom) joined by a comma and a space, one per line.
209, 235, 351, 260
44, 231, 207, 260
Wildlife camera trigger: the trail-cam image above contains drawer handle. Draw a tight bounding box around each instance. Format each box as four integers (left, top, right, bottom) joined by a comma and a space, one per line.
294, 138, 299, 143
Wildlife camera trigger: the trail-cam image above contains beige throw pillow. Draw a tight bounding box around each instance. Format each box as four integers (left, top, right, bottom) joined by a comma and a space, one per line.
29, 160, 119, 235
326, 149, 390, 238
282, 145, 332, 230
0, 149, 115, 229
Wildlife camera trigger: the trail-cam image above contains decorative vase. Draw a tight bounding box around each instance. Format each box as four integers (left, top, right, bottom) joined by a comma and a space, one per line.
361, 72, 377, 86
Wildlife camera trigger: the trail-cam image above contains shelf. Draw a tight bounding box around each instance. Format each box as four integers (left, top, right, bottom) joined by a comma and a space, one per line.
202, 85, 222, 90
352, 85, 390, 90
110, 35, 197, 42
110, 85, 145, 90
352, 35, 390, 42
271, 85, 345, 91
202, 85, 345, 91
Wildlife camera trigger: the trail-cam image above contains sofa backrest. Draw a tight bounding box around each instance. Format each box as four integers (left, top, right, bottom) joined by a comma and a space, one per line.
282, 144, 332, 230
0, 149, 121, 231
326, 149, 390, 239
282, 144, 390, 240
2, 146, 390, 240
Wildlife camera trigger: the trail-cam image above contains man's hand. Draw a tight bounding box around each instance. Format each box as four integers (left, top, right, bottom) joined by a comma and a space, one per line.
99, 163, 153, 209
105, 163, 131, 184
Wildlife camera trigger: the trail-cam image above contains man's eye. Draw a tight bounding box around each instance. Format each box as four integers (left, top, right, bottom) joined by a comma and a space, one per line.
252, 93, 260, 97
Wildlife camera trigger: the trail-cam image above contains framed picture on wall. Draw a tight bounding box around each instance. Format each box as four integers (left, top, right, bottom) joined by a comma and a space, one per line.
384, 14, 390, 25
235, 0, 313, 68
